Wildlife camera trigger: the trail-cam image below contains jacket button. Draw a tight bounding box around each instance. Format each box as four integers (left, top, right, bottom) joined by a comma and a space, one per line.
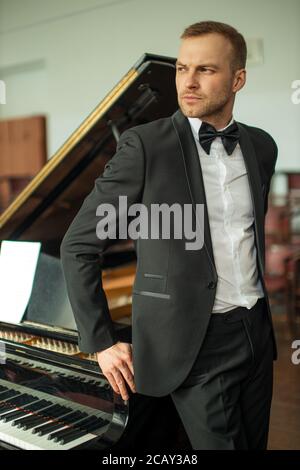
207, 281, 216, 289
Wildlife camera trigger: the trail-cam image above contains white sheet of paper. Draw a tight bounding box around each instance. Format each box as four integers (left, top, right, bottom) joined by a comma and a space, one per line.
0, 240, 41, 324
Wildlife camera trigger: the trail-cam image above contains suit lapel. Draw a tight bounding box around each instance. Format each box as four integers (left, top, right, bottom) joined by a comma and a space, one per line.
237, 123, 265, 272
172, 109, 217, 277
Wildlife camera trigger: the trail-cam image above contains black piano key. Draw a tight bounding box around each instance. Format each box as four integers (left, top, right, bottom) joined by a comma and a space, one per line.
56, 428, 87, 445
24, 399, 52, 413
0, 389, 20, 402
16, 404, 73, 430
55, 417, 108, 445
0, 394, 38, 419
33, 410, 82, 436
12, 411, 43, 427
48, 414, 104, 442
0, 404, 15, 416
33, 421, 68, 436
16, 410, 56, 430
0, 403, 18, 414
1, 409, 29, 422
47, 425, 77, 442
59, 416, 99, 431
39, 404, 69, 417
46, 411, 87, 441
60, 410, 87, 424
3, 393, 37, 408
13, 412, 50, 428
13, 404, 68, 427
3, 399, 53, 423
33, 410, 88, 436
22, 416, 52, 430
73, 415, 100, 430
48, 406, 72, 419
76, 415, 106, 431
83, 419, 109, 433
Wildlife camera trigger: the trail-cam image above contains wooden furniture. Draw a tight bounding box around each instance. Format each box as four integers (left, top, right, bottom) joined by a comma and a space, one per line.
0, 116, 47, 212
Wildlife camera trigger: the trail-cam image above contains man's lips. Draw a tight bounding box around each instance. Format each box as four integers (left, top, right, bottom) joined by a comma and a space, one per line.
182, 95, 201, 101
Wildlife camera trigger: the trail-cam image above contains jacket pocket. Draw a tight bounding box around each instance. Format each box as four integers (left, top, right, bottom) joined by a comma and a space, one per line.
144, 273, 164, 279
133, 271, 167, 294
132, 289, 171, 300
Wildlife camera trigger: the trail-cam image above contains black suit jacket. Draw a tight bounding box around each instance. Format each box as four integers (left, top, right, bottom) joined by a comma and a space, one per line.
60, 108, 278, 397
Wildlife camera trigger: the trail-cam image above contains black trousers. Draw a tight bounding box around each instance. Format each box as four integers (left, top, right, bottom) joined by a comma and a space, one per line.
170, 297, 274, 450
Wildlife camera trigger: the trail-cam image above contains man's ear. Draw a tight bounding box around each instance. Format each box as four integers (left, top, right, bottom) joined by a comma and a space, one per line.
232, 69, 246, 93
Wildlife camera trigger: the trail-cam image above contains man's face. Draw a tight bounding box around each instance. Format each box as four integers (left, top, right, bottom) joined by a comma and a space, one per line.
176, 33, 245, 120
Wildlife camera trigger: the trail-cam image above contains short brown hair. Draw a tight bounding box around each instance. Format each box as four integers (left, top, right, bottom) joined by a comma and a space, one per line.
180, 20, 247, 71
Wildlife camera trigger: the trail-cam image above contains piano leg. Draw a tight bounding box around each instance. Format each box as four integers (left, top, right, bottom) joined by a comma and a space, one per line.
110, 392, 192, 451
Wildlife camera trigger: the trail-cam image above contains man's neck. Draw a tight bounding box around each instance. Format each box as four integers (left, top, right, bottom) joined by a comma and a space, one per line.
187, 114, 234, 134
200, 115, 233, 130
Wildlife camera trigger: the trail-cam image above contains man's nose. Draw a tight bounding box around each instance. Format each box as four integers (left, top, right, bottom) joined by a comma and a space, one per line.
185, 73, 199, 89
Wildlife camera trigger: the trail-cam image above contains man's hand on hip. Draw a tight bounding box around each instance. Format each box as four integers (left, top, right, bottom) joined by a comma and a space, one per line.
96, 341, 136, 401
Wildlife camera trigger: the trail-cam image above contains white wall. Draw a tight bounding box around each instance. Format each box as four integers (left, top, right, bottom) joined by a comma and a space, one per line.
0, 0, 299, 174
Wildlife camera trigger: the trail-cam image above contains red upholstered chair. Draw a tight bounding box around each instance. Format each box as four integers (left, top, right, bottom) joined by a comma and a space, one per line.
266, 171, 300, 247
284, 172, 300, 247
265, 204, 291, 245
289, 252, 300, 336
265, 244, 300, 336
286, 172, 300, 192
265, 244, 292, 319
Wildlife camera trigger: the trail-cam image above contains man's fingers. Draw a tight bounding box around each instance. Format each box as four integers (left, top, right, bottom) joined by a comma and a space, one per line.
119, 364, 136, 393
111, 369, 129, 400
96, 343, 135, 400
123, 344, 134, 376
126, 356, 134, 376
106, 372, 121, 396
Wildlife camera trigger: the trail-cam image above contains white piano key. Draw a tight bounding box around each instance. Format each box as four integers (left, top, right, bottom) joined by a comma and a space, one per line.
0, 354, 112, 449
0, 419, 100, 450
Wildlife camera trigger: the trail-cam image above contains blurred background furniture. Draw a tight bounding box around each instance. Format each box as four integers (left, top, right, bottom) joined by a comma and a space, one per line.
0, 115, 47, 212
290, 251, 300, 336
265, 171, 300, 337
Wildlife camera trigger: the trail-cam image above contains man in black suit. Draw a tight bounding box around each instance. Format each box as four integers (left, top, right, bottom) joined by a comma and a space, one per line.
60, 20, 278, 450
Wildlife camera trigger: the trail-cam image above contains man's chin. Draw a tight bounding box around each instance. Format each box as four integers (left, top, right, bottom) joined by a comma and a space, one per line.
179, 103, 203, 118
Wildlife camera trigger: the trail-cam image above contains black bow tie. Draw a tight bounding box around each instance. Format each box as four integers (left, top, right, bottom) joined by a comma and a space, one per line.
198, 121, 239, 155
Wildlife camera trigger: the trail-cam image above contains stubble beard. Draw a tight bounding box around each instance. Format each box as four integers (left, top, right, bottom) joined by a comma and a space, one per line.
179, 89, 232, 121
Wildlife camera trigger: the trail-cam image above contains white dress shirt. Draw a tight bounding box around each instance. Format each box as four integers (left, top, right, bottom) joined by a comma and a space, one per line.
188, 116, 264, 313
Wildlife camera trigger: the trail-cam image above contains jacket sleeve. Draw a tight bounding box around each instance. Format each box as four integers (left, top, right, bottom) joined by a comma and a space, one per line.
60, 129, 145, 353
264, 137, 278, 215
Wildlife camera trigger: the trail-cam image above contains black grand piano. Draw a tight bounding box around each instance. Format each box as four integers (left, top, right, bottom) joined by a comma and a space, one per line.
0, 54, 191, 451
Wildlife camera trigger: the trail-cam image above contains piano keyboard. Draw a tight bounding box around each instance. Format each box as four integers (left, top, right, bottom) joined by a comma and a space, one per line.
0, 352, 116, 450
4, 354, 109, 388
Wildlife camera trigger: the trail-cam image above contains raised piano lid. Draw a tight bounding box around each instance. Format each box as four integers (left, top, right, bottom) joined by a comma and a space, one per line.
0, 53, 177, 252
